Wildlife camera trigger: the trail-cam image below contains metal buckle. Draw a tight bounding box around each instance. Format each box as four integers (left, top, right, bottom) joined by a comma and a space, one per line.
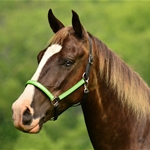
84, 85, 89, 93
82, 72, 89, 82
82, 73, 89, 94
89, 54, 93, 65
49, 97, 60, 121
52, 97, 60, 107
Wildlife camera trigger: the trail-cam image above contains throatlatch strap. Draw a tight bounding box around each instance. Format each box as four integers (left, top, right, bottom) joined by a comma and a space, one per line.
84, 37, 93, 80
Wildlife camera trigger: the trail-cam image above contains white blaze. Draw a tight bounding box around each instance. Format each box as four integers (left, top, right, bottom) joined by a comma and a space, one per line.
32, 44, 62, 80
12, 44, 62, 115
22, 44, 62, 98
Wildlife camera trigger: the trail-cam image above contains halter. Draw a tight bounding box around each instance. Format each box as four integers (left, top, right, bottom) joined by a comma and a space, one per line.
26, 37, 93, 120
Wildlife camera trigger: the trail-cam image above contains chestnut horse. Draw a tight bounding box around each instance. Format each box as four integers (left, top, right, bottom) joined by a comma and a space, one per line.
12, 9, 150, 150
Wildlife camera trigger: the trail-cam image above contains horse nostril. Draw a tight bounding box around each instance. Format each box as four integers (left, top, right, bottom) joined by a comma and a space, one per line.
22, 107, 33, 125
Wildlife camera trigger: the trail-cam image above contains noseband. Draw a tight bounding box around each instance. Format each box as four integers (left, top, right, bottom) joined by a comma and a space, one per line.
26, 37, 93, 120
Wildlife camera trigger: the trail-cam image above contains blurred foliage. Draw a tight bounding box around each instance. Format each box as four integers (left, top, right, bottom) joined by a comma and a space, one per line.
0, 0, 150, 149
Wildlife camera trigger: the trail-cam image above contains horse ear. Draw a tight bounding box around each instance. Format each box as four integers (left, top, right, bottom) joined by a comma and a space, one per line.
72, 10, 85, 38
48, 9, 65, 33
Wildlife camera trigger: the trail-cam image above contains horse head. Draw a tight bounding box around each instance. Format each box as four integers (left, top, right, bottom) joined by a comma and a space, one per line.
12, 9, 92, 133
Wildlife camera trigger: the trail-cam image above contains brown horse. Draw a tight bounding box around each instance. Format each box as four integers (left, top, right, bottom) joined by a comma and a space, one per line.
12, 9, 150, 150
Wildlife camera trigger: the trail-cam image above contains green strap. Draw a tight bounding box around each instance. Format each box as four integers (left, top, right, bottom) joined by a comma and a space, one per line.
58, 79, 85, 100
26, 79, 85, 101
26, 80, 55, 100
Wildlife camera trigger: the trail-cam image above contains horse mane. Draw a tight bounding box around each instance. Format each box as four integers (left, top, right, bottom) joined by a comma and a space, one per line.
91, 35, 150, 118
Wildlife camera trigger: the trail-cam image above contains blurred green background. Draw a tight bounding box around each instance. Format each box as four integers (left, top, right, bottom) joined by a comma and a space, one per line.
0, 0, 150, 149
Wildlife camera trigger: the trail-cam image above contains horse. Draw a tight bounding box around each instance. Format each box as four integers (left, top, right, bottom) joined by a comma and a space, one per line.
12, 9, 150, 150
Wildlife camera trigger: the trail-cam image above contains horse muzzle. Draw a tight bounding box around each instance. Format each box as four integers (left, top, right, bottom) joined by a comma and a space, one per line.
12, 104, 43, 134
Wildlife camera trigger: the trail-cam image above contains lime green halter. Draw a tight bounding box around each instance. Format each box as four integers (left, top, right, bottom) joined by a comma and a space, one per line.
26, 77, 86, 103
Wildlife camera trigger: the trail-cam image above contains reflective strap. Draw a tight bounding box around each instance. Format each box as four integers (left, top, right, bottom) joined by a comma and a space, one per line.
26, 80, 55, 100
26, 79, 85, 101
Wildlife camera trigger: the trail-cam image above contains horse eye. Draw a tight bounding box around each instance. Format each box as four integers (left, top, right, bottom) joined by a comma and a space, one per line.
64, 60, 74, 67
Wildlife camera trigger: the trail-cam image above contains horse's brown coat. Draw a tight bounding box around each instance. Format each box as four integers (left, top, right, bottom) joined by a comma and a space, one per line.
12, 9, 150, 149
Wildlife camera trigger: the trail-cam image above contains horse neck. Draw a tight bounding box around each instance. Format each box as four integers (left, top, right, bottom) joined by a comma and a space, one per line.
80, 37, 118, 148
81, 36, 150, 149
